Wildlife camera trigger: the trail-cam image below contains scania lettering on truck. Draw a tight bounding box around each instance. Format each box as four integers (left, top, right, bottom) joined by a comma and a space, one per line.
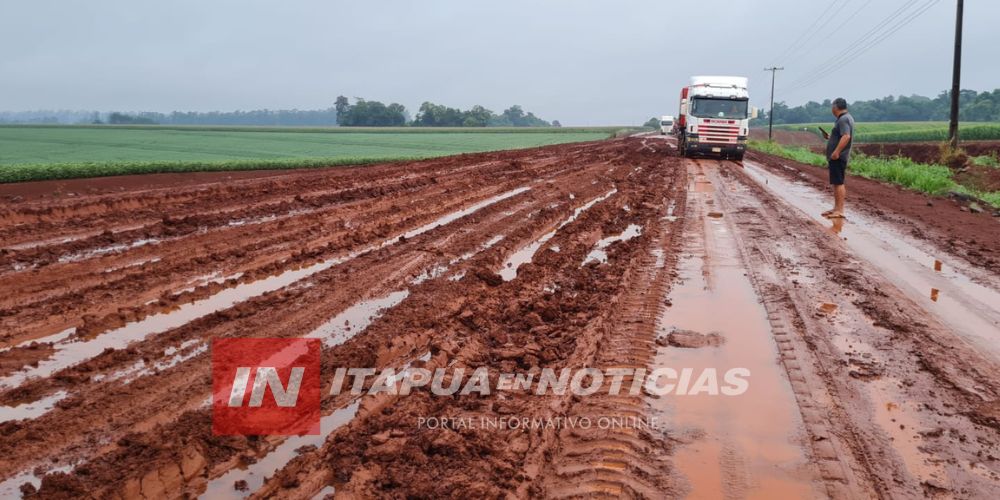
676, 76, 757, 161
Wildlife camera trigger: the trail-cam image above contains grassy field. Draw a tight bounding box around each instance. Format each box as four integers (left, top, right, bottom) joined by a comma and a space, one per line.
749, 140, 1000, 208
774, 121, 1000, 143
0, 125, 625, 183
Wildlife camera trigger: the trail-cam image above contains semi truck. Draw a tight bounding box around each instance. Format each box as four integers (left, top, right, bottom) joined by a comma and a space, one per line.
676, 76, 757, 161
659, 115, 674, 135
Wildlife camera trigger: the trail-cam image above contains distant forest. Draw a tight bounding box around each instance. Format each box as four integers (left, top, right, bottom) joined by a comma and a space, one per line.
758, 88, 1000, 124
0, 97, 558, 127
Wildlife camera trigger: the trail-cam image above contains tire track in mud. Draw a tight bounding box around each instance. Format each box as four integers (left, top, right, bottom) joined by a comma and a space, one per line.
5, 137, 997, 499
699, 161, 873, 499
710, 159, 1000, 498
538, 171, 685, 498
245, 146, 683, 499
0, 150, 581, 347
0, 169, 602, 477
0, 138, 680, 498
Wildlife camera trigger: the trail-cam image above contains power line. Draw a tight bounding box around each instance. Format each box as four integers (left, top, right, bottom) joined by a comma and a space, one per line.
771, 0, 845, 66
783, 0, 938, 92
784, 0, 941, 93
780, 0, 924, 91
781, 0, 922, 90
780, 0, 865, 68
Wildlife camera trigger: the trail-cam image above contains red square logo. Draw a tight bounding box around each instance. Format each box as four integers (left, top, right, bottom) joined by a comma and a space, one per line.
212, 338, 321, 435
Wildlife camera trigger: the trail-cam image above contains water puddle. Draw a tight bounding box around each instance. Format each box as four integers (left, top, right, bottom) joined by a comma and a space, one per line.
102, 256, 162, 274
175, 272, 244, 296
0, 463, 74, 498
867, 377, 949, 488
311, 486, 336, 499
305, 291, 410, 348
5, 235, 87, 251
500, 189, 616, 280
817, 302, 838, 315
0, 187, 531, 390
0, 390, 68, 423
201, 353, 430, 499
650, 170, 817, 498
664, 199, 679, 222
95, 340, 209, 385
744, 161, 1000, 359
393, 187, 529, 245
199, 401, 362, 500
59, 237, 162, 264
582, 224, 642, 265
1, 328, 75, 353
412, 235, 504, 285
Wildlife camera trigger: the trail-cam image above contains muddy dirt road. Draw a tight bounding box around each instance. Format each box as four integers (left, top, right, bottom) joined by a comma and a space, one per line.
1, 136, 999, 498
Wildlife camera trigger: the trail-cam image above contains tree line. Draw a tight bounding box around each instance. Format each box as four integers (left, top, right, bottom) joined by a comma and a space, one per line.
1, 98, 559, 127
335, 96, 556, 127
757, 88, 1000, 124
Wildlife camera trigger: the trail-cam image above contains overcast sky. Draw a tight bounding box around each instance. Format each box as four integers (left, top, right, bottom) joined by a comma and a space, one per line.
1, 0, 995, 125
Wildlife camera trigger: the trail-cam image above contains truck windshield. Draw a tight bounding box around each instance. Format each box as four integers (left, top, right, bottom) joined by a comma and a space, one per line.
690, 98, 748, 119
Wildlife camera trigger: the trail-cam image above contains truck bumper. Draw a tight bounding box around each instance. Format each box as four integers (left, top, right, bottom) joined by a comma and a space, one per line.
684, 142, 746, 158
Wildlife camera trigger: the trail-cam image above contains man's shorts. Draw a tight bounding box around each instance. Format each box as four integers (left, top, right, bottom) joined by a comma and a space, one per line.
828, 159, 847, 185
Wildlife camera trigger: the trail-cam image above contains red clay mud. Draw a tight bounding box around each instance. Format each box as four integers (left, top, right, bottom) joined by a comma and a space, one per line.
1, 136, 999, 499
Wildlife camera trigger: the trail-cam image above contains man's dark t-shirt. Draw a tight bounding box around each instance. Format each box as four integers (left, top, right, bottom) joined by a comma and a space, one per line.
826, 112, 855, 162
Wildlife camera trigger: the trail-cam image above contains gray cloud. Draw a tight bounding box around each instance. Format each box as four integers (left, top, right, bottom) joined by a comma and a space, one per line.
1, 0, 994, 125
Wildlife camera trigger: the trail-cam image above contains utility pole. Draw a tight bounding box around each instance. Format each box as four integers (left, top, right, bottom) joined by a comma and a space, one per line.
764, 67, 784, 141
948, 0, 964, 150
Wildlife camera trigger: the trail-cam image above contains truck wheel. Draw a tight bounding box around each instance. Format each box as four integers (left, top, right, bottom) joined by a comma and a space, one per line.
734, 154, 745, 162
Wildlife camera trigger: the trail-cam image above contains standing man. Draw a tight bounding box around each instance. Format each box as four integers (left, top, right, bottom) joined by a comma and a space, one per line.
821, 98, 854, 219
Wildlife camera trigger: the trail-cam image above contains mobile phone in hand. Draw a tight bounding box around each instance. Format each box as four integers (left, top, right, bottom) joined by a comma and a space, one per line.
819, 126, 829, 139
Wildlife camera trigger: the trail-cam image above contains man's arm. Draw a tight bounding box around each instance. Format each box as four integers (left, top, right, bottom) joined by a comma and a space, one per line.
831, 134, 851, 160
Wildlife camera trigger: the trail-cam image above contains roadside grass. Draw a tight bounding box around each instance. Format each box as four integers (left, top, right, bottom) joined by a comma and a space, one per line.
0, 126, 621, 182
749, 140, 1000, 208
773, 122, 1000, 143
970, 154, 999, 168
980, 192, 1000, 207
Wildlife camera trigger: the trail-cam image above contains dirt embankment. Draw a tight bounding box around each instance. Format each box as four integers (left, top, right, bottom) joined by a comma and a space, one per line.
854, 142, 1000, 192
750, 128, 824, 147
855, 141, 1000, 165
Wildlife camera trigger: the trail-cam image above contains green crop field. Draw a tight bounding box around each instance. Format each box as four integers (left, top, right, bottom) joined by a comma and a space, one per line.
774, 121, 1000, 143
0, 125, 625, 183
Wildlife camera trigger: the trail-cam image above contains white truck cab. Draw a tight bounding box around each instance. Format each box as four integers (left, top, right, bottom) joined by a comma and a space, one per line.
659, 115, 675, 135
677, 76, 758, 161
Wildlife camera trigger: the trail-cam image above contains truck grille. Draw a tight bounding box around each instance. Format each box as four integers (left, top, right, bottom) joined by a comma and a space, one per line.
697, 124, 740, 144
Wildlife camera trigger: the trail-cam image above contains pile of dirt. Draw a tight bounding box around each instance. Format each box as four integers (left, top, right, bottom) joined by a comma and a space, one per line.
956, 165, 1000, 192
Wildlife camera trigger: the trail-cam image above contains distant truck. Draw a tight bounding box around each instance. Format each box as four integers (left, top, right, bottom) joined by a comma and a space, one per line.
676, 76, 757, 161
659, 115, 675, 135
